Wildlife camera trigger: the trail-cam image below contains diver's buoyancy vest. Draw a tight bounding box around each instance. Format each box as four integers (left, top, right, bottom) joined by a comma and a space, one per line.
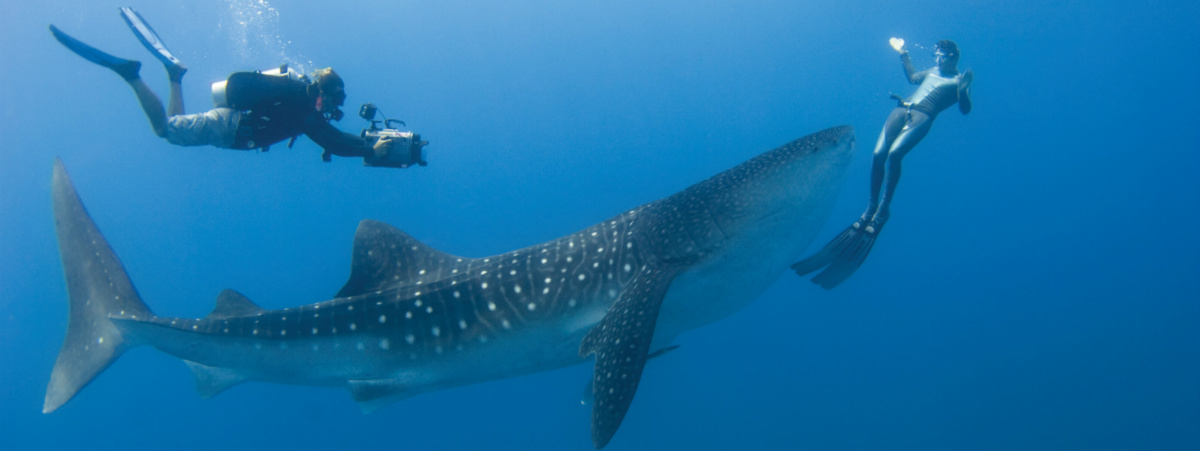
211, 66, 315, 150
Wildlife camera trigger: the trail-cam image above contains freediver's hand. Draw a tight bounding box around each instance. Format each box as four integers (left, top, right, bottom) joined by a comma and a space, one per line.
889, 37, 906, 54
960, 69, 974, 89
373, 136, 396, 158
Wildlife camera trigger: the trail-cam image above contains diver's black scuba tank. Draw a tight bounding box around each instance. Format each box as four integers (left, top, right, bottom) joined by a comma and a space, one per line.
211, 65, 310, 110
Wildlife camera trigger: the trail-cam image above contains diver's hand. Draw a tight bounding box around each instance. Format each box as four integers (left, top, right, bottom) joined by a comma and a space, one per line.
889, 37, 906, 54
373, 136, 396, 158
959, 69, 974, 90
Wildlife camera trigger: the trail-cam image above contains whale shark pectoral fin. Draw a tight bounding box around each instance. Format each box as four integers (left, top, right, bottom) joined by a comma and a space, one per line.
348, 379, 415, 414
579, 265, 680, 449
183, 360, 246, 399
580, 344, 681, 407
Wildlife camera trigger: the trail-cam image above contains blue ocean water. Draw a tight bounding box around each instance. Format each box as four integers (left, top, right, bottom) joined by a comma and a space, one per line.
2, 0, 1197, 449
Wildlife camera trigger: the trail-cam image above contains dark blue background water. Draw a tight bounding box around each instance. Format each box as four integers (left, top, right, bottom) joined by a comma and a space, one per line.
2, 1, 1197, 449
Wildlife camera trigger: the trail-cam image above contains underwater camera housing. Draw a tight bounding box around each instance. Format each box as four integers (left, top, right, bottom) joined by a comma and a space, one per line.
358, 103, 429, 168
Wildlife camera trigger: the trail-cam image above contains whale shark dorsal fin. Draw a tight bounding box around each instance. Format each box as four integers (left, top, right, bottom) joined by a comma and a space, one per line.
205, 289, 265, 319
336, 220, 465, 298
579, 264, 681, 449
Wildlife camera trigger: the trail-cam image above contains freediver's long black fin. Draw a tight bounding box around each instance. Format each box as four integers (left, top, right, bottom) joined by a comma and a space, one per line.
48, 24, 142, 81
791, 220, 883, 290
119, 7, 182, 68
790, 224, 860, 276
809, 226, 881, 290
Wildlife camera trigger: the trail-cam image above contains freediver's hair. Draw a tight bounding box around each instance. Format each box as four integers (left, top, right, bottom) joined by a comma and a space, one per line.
936, 40, 960, 59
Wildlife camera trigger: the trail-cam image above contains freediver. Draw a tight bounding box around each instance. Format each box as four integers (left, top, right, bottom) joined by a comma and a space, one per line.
48, 7, 400, 162
792, 38, 974, 289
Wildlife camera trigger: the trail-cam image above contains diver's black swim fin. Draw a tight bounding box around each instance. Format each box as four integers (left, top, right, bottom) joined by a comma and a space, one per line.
809, 224, 880, 290
791, 218, 884, 290
49, 24, 141, 81
119, 7, 183, 70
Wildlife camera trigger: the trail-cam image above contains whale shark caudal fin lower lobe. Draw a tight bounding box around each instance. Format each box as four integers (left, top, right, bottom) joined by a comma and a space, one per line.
579, 264, 681, 449
44, 159, 154, 413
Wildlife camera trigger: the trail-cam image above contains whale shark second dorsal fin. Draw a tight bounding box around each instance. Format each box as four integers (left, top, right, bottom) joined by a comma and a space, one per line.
335, 219, 466, 299
206, 289, 265, 319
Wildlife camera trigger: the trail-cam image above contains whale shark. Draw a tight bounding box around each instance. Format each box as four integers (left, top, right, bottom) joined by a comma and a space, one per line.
44, 125, 854, 448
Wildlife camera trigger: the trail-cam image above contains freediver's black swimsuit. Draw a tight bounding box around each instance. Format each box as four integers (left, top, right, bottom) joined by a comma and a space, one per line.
885, 51, 967, 127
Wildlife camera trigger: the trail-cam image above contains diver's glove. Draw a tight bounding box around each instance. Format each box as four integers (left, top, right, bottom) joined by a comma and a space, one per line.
889, 37, 906, 53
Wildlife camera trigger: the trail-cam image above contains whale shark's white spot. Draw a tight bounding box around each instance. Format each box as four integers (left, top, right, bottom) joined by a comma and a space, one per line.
432, 327, 441, 337
281, 330, 287, 336
406, 334, 415, 344
97, 337, 104, 344
415, 299, 423, 307
567, 256, 573, 263
593, 262, 600, 268
406, 311, 413, 319
348, 305, 354, 311
510, 270, 517, 276
568, 299, 577, 308
479, 335, 489, 343
255, 343, 262, 350
332, 327, 338, 334
253, 329, 259, 335
357, 342, 365, 350
224, 328, 230, 334
609, 289, 618, 298
502, 319, 511, 329
569, 241, 575, 248
543, 287, 550, 294
415, 291, 422, 297
453, 291, 461, 298
481, 270, 488, 275
379, 315, 387, 324
482, 282, 489, 289
578, 274, 587, 281
541, 258, 548, 264
419, 269, 426, 275
514, 285, 522, 294
624, 263, 632, 272
312, 328, 318, 335
426, 306, 433, 314
598, 247, 605, 253
627, 242, 633, 249
459, 320, 468, 329
350, 323, 357, 331
527, 302, 537, 311
380, 339, 390, 350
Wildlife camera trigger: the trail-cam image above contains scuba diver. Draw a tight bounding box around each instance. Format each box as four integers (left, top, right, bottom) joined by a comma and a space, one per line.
48, 7, 407, 164
792, 38, 974, 289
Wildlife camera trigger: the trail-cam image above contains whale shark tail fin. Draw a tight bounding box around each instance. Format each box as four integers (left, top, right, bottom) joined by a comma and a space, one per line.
44, 159, 153, 413
792, 218, 883, 290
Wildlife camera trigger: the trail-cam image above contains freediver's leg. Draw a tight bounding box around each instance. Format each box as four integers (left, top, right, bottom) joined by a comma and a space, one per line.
867, 108, 908, 222
874, 111, 933, 224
